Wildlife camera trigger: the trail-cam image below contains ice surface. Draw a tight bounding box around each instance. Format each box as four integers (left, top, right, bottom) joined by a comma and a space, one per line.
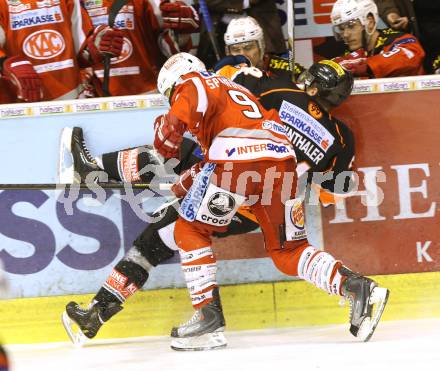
6, 318, 440, 371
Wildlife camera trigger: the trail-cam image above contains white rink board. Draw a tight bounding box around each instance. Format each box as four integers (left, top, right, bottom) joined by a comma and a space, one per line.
6, 318, 440, 371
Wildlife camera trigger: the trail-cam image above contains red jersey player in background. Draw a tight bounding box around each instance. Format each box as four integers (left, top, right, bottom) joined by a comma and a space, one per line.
80, 0, 199, 96
0, 0, 124, 103
152, 53, 389, 350
330, 0, 425, 78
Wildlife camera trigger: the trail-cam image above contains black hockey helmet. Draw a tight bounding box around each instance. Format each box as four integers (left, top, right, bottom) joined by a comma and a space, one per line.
299, 60, 354, 107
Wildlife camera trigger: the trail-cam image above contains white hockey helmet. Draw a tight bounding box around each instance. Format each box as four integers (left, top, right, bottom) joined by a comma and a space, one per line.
224, 16, 265, 55
157, 52, 206, 96
331, 0, 378, 36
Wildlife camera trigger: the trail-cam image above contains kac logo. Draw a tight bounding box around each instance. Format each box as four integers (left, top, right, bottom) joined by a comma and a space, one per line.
23, 30, 65, 60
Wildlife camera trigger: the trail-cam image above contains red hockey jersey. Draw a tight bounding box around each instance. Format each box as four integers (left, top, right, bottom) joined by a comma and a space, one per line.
0, 0, 93, 102
81, 0, 167, 96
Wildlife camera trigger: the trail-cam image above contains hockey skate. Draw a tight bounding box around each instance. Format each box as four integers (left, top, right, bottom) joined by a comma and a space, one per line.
62, 301, 122, 346
58, 127, 105, 184
170, 288, 227, 351
340, 266, 389, 342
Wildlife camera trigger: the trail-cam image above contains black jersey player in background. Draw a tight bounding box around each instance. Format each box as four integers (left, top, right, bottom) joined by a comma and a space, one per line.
62, 60, 355, 347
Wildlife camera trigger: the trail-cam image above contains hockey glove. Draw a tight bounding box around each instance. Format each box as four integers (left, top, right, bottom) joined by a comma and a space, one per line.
87, 25, 124, 64
1, 56, 43, 102
153, 113, 186, 159
333, 49, 370, 77
160, 1, 200, 33
171, 162, 204, 198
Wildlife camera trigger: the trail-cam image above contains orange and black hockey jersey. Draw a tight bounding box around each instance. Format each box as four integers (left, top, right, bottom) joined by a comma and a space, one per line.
220, 69, 355, 194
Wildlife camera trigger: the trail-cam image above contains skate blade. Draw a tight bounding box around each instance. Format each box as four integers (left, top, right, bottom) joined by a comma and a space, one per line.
58, 127, 78, 184
170, 331, 227, 351
357, 287, 390, 342
61, 311, 88, 347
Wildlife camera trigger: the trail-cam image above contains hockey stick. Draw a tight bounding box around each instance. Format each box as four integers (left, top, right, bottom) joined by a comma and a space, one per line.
0, 183, 172, 190
198, 0, 221, 62
102, 0, 128, 96
287, 0, 296, 82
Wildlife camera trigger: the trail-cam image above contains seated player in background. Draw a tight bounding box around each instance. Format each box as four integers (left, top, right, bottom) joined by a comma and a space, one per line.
61, 56, 389, 350
221, 16, 304, 80
80, 0, 200, 96
330, 0, 425, 78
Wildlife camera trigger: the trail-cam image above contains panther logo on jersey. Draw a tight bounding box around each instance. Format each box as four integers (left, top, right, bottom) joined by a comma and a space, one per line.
308, 101, 323, 120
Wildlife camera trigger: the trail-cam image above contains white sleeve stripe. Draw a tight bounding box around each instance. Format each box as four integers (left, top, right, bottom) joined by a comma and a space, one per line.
0, 25, 5, 49
71, 0, 87, 54
190, 76, 208, 116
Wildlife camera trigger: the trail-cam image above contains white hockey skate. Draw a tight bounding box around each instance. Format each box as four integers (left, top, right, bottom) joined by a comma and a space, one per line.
170, 288, 227, 351
341, 267, 389, 342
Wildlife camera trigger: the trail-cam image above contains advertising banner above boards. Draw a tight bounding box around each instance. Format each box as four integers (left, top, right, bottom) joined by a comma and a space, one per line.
2, 75, 440, 121
1, 74, 440, 298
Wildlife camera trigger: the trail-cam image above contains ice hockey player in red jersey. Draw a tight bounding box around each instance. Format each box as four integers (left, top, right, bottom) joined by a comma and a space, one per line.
331, 0, 425, 78
80, 0, 199, 96
0, 0, 124, 103
154, 53, 388, 350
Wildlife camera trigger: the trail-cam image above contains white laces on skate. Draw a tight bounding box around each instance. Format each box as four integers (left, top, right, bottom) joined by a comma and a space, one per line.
178, 310, 202, 328
81, 140, 97, 164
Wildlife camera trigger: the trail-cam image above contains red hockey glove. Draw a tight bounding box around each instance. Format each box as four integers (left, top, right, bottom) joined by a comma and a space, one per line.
171, 162, 204, 198
333, 49, 369, 77
87, 25, 124, 64
160, 1, 200, 33
1, 56, 43, 102
153, 113, 186, 159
